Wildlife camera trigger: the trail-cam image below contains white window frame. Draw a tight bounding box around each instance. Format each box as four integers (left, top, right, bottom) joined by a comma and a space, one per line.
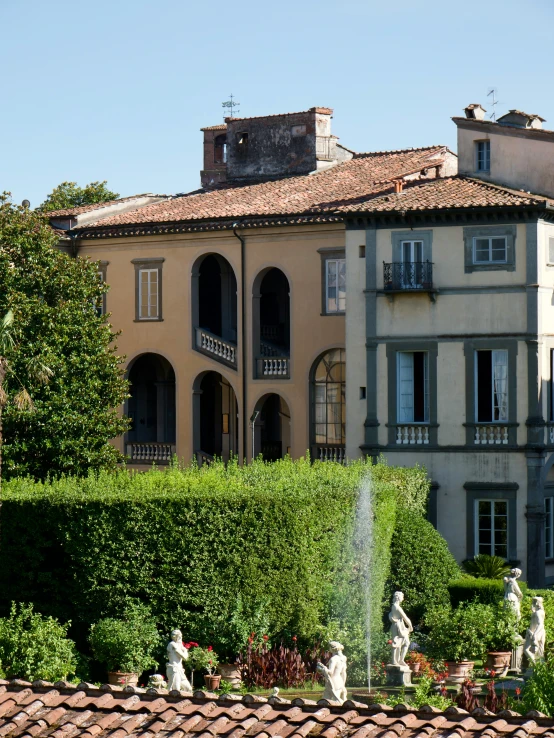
325, 258, 346, 314
397, 351, 429, 424
546, 497, 554, 560
138, 268, 159, 320
476, 140, 490, 172
474, 349, 509, 423
475, 498, 508, 558
472, 235, 508, 265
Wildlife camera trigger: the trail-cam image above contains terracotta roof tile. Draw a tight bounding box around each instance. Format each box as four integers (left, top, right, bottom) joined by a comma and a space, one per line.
74, 146, 448, 231
0, 682, 553, 738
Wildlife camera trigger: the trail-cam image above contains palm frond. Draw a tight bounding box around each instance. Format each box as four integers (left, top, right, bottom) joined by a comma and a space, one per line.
13, 388, 34, 411
0, 310, 14, 353
25, 356, 53, 385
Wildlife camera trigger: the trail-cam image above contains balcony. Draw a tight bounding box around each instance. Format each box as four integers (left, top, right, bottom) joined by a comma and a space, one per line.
195, 327, 237, 368
395, 425, 430, 445
126, 442, 176, 464
256, 357, 290, 379
383, 261, 435, 300
474, 425, 509, 445
312, 445, 346, 463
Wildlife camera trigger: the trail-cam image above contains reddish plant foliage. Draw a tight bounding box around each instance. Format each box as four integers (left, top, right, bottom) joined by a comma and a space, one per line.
237, 641, 330, 689
455, 678, 508, 714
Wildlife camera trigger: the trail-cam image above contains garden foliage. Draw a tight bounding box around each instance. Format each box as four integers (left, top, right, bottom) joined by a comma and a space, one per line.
0, 194, 128, 477
38, 181, 119, 212
385, 507, 460, 622
0, 457, 429, 678
88, 603, 160, 673
0, 603, 77, 681
448, 577, 528, 608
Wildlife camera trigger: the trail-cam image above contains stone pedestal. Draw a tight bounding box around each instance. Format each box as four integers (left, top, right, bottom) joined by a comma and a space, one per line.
386, 664, 412, 687
509, 642, 524, 674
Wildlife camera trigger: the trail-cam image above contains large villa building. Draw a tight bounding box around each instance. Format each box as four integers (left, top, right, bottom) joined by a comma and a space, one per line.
48, 103, 554, 586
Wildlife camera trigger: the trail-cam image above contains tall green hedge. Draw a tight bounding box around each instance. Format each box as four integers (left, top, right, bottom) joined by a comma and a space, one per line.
385, 508, 460, 623
448, 577, 528, 608
0, 457, 429, 665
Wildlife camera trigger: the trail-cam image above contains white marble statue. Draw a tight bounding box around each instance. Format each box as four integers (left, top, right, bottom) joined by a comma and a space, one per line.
166, 629, 193, 692
524, 596, 546, 664
503, 568, 523, 620
389, 591, 413, 667
316, 641, 347, 704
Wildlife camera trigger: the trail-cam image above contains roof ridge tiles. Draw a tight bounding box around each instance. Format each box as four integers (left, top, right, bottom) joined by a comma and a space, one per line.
353, 145, 447, 159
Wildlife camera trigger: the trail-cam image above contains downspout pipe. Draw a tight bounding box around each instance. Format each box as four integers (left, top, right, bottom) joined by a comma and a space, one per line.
232, 223, 248, 463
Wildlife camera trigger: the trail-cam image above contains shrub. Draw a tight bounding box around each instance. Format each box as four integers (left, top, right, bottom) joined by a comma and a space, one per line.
384, 508, 460, 623
448, 577, 528, 608
0, 458, 428, 664
425, 602, 494, 662
188, 645, 219, 675
89, 603, 160, 674
520, 655, 554, 716
0, 602, 77, 681
462, 555, 511, 579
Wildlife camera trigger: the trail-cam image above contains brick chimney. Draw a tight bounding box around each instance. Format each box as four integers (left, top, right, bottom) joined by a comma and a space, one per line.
200, 124, 228, 188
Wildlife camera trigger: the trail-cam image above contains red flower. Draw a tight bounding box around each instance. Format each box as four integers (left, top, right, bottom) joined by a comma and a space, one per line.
184, 642, 192, 649
490, 670, 496, 677
292, 636, 297, 641
263, 635, 269, 641
248, 637, 254, 644
207, 645, 213, 652
191, 642, 199, 647
516, 687, 521, 696
387, 639, 392, 645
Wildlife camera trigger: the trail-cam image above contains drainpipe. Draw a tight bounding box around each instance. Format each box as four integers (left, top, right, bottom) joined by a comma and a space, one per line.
232, 222, 248, 463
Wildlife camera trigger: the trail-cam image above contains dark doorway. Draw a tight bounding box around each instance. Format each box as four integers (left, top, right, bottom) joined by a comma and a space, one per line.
259, 269, 290, 352
194, 371, 238, 462
253, 393, 291, 461
195, 254, 237, 343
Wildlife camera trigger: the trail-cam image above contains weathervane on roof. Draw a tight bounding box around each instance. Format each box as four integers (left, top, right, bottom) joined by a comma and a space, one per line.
222, 94, 240, 121
487, 88, 499, 121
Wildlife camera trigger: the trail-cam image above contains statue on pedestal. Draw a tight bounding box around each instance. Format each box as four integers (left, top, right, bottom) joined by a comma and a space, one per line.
386, 592, 413, 687
503, 568, 523, 620
524, 596, 546, 665
389, 591, 413, 667
166, 629, 193, 692
316, 641, 347, 704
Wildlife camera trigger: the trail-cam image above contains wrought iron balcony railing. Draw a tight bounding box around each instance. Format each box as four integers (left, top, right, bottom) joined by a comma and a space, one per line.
383, 261, 433, 291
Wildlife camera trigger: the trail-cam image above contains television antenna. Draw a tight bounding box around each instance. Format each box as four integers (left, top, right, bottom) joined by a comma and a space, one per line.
222, 94, 240, 121
487, 88, 499, 121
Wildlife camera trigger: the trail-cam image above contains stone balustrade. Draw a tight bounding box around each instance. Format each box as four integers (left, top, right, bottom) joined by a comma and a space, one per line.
395, 425, 430, 444
314, 445, 346, 463
474, 425, 509, 445
195, 327, 237, 366
256, 357, 289, 378
126, 442, 176, 463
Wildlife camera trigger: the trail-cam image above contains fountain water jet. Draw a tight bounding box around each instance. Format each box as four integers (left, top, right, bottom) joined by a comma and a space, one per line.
353, 474, 373, 693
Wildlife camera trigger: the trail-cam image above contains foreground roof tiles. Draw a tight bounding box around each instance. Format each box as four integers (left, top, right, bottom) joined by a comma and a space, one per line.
0, 680, 552, 738
73, 147, 448, 229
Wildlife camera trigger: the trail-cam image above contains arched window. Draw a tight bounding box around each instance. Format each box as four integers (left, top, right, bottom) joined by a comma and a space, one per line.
312, 349, 346, 456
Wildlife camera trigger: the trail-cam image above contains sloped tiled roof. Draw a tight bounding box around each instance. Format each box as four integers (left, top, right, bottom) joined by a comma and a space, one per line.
46, 195, 169, 218
0, 680, 552, 738
335, 176, 554, 213
74, 147, 448, 229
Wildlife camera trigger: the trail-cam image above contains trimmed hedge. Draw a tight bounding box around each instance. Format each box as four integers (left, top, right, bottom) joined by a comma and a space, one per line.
384, 508, 460, 623
0, 457, 429, 663
448, 577, 528, 608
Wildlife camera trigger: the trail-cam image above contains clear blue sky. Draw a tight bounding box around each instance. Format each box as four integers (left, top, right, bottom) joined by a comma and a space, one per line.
1, 0, 553, 208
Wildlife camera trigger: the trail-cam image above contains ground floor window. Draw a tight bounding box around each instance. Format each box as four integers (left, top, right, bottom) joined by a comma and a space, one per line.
546, 496, 554, 560
476, 499, 508, 558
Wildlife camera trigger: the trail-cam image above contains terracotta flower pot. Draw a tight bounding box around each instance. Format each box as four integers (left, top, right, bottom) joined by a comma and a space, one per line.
204, 674, 221, 691
108, 671, 139, 686
218, 663, 241, 688
409, 662, 421, 674
445, 660, 474, 684
486, 651, 511, 672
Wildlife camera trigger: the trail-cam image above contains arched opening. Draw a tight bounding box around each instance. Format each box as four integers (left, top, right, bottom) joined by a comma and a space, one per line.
126, 353, 176, 463
193, 254, 238, 368
193, 371, 238, 464
310, 348, 346, 462
253, 393, 291, 461
214, 134, 227, 164
253, 268, 290, 379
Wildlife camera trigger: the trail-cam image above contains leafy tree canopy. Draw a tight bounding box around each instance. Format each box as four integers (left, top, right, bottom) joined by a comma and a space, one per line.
0, 193, 129, 478
38, 180, 119, 213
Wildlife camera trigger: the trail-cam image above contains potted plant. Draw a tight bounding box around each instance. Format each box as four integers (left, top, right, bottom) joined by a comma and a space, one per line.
425, 603, 489, 683
485, 605, 518, 673
89, 604, 160, 686
188, 645, 220, 690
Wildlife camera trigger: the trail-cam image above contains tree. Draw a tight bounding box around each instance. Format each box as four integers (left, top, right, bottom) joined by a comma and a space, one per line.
0, 193, 129, 479
0, 310, 52, 490
38, 181, 119, 213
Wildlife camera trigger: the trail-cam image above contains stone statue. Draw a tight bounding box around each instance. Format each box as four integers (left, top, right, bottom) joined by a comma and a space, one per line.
166, 629, 193, 692
503, 568, 523, 620
147, 674, 167, 690
316, 641, 347, 704
389, 591, 413, 667
524, 596, 546, 664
